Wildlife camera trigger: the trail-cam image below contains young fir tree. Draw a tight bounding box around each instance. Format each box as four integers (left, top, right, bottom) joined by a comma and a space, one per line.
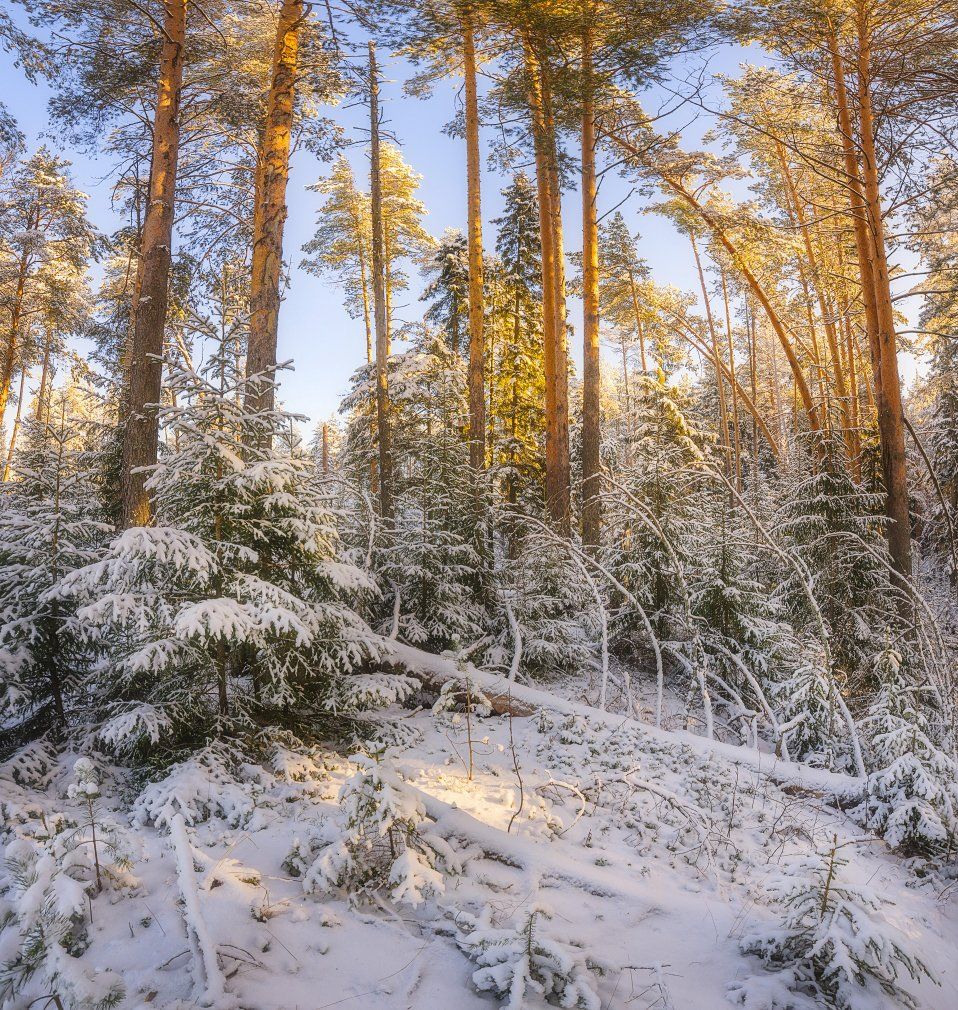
0, 390, 110, 747
740, 841, 935, 1009
59, 340, 377, 760
605, 370, 706, 651
489, 173, 545, 507
422, 227, 470, 357
773, 441, 895, 693
854, 648, 958, 856
369, 326, 486, 652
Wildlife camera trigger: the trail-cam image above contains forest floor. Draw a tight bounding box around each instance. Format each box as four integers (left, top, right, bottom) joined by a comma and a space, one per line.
2, 651, 957, 1010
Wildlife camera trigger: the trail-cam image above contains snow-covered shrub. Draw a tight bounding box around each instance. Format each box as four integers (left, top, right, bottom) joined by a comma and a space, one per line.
773, 452, 896, 693
455, 902, 601, 1010
603, 371, 706, 653
59, 351, 378, 756
740, 844, 935, 1009
325, 672, 421, 714
131, 743, 258, 830
0, 760, 129, 1007
854, 649, 958, 855
295, 753, 459, 907
0, 397, 110, 744
769, 646, 838, 767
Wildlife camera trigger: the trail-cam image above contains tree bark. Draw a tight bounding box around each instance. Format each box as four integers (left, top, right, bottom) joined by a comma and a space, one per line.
828, 20, 911, 580
691, 234, 731, 476
462, 13, 486, 474
854, 18, 913, 581
541, 61, 571, 535
120, 0, 186, 527
580, 20, 602, 547
244, 0, 302, 431
2, 364, 28, 482
0, 217, 34, 425
369, 41, 394, 525
526, 41, 571, 534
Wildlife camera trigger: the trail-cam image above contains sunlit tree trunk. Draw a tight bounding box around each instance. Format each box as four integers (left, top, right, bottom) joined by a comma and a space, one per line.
120, 0, 186, 527
539, 51, 571, 534
580, 18, 601, 546
525, 38, 569, 533
0, 210, 35, 424
462, 12, 486, 474
2, 364, 29, 482
369, 42, 394, 524
721, 272, 743, 491
245, 0, 302, 431
855, 17, 912, 581
691, 234, 731, 476
828, 19, 911, 581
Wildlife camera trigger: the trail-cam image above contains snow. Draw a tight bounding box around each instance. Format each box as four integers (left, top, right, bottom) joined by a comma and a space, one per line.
169, 813, 231, 1007
388, 640, 866, 798
2, 688, 956, 1010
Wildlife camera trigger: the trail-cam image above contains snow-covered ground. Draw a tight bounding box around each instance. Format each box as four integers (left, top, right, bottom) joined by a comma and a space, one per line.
2, 665, 956, 1010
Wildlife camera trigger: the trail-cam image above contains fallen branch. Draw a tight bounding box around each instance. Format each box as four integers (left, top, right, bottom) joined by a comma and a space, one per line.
170, 813, 230, 1007
387, 640, 863, 801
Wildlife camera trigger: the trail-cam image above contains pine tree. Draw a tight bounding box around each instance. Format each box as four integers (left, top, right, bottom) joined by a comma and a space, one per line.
489, 173, 545, 506
0, 390, 109, 748
422, 228, 471, 356
58, 344, 376, 759
855, 648, 958, 856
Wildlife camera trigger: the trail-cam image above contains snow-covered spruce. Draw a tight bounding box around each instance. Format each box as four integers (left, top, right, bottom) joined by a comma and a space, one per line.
0, 757, 129, 1008
57, 353, 379, 756
289, 752, 467, 907
739, 842, 936, 1009
853, 648, 958, 856
0, 396, 111, 747
454, 902, 602, 1010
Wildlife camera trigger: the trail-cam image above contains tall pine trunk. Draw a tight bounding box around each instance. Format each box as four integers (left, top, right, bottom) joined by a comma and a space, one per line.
120, 0, 186, 527
245, 0, 302, 430
580, 20, 601, 546
369, 42, 393, 524
828, 21, 911, 581
855, 20, 912, 582
525, 38, 570, 534
462, 13, 486, 474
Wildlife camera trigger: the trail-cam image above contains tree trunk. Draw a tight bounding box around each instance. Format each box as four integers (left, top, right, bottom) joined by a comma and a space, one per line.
245, 0, 302, 430
120, 0, 186, 528
369, 41, 394, 525
525, 39, 563, 530
721, 272, 743, 491
2, 364, 28, 481
775, 141, 856, 464
828, 20, 911, 580
541, 61, 571, 535
854, 19, 912, 582
462, 14, 486, 474
628, 270, 648, 371
580, 20, 601, 547
0, 206, 37, 427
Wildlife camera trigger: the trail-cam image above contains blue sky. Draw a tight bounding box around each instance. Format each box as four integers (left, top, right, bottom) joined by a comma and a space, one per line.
0, 16, 917, 431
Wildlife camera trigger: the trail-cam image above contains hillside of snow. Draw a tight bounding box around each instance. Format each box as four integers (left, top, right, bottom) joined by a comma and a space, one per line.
2, 650, 956, 1010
